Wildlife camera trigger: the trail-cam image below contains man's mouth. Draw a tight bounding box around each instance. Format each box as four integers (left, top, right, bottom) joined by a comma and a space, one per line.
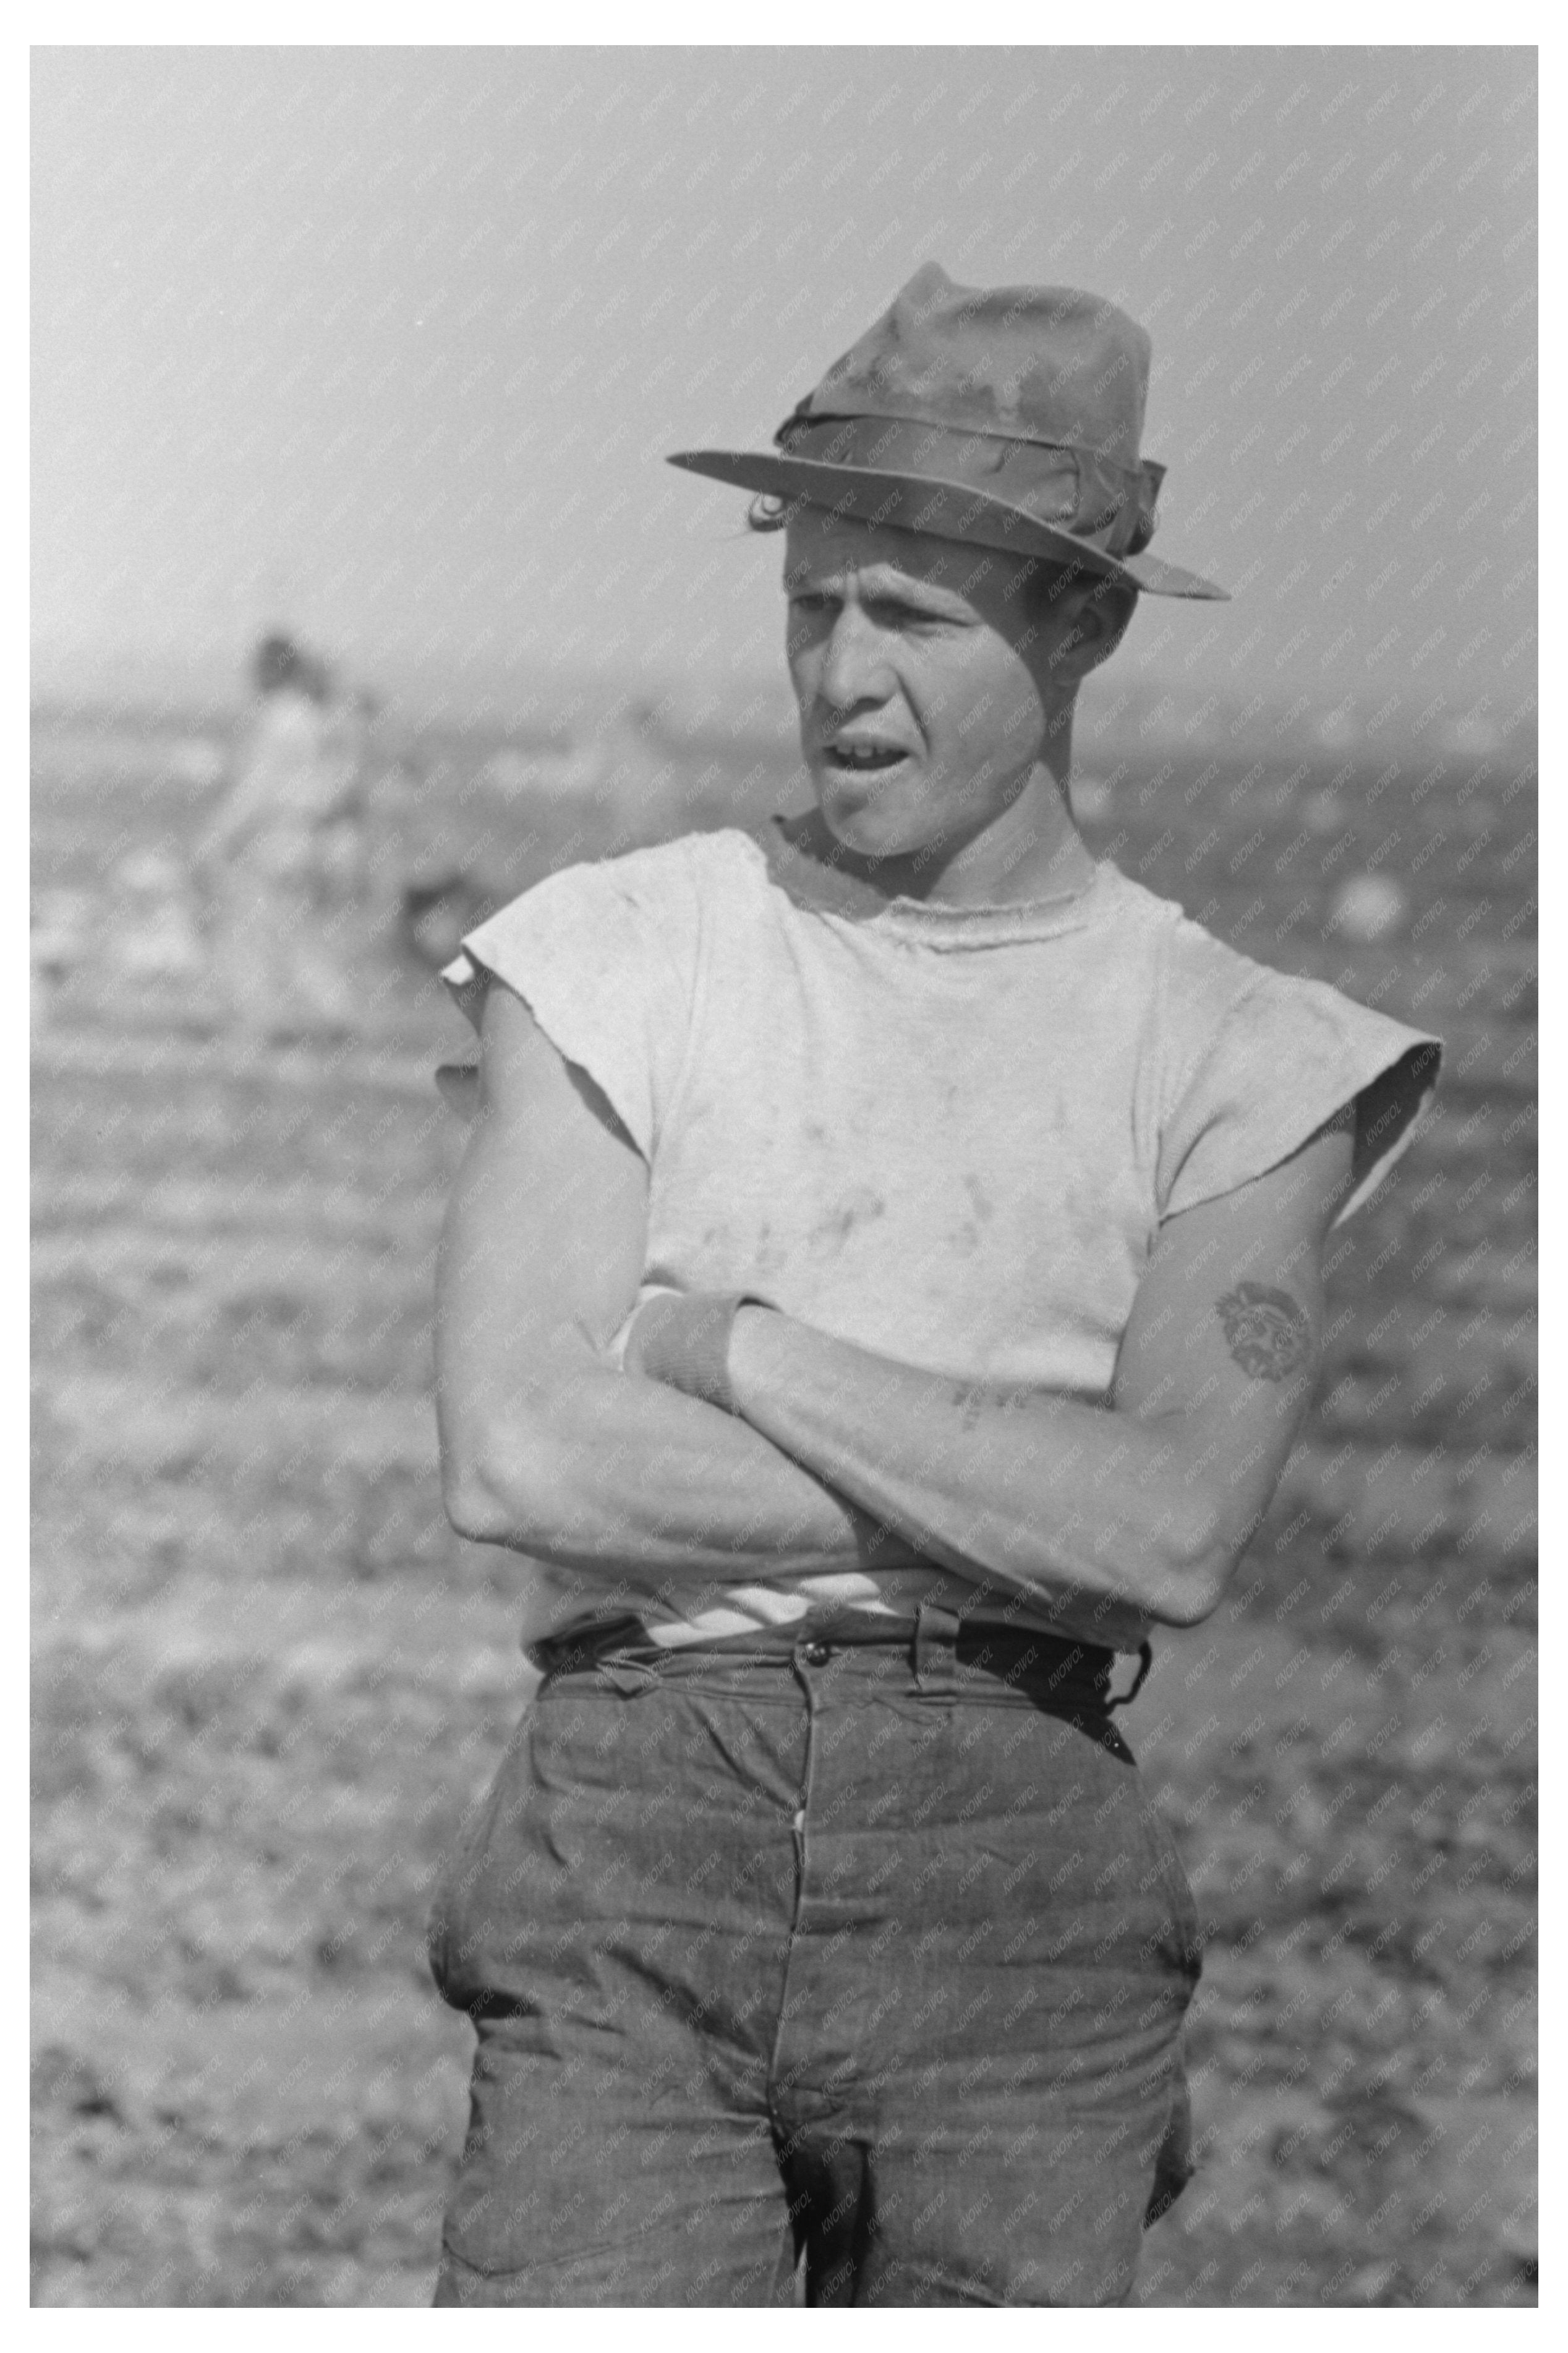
822, 742, 911, 773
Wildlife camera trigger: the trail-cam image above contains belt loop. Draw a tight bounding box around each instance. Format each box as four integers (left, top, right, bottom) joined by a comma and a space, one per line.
913, 1602, 961, 1691
1106, 1639, 1154, 1712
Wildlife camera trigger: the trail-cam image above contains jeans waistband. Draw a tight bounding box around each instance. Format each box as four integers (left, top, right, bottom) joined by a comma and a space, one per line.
526, 1605, 1147, 1712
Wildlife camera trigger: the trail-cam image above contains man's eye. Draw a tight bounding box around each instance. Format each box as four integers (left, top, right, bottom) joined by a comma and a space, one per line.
870, 602, 953, 630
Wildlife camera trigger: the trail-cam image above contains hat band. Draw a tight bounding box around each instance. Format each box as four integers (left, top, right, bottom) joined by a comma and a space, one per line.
774, 411, 1162, 558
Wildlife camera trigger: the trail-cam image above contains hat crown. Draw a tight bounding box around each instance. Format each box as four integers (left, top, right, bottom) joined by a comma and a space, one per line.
802, 262, 1152, 471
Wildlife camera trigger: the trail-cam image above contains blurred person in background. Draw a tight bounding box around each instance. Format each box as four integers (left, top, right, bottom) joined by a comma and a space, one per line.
192, 631, 369, 1044
426, 268, 1442, 2305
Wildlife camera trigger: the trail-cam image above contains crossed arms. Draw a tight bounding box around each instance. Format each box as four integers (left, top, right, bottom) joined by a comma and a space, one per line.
436, 983, 1354, 1647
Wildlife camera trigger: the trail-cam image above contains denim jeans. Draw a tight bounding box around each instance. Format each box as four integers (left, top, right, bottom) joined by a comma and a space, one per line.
428, 1608, 1200, 2306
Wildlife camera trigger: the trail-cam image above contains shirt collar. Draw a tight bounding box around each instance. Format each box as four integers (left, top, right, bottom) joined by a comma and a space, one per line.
752, 811, 1105, 947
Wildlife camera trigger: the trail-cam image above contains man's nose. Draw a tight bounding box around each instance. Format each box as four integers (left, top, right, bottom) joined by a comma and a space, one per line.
817, 604, 893, 713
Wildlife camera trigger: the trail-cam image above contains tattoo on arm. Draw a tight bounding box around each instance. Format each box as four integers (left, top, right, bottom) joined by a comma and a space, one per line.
1215, 1282, 1312, 1382
952, 1381, 1034, 1430
953, 1383, 989, 1431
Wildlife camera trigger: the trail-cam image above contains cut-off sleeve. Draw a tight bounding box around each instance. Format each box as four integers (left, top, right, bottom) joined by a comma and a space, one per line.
1156, 934, 1442, 1230
438, 843, 707, 1163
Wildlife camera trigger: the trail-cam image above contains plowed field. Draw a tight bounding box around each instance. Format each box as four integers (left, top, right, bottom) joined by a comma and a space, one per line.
32, 706, 1536, 2305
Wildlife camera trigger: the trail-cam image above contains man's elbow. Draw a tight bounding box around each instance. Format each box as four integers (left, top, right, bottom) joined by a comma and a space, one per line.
1153, 1562, 1229, 1630
440, 1413, 574, 1550
441, 1459, 513, 1547
1146, 1491, 1242, 1628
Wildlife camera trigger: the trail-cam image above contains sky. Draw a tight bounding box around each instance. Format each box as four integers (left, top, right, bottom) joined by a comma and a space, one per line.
33, 45, 1536, 738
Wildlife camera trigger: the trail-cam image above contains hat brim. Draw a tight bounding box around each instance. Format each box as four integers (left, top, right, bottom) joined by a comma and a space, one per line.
668, 450, 1229, 601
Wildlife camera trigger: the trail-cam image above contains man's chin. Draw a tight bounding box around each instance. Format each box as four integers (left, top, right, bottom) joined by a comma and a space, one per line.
812, 774, 932, 864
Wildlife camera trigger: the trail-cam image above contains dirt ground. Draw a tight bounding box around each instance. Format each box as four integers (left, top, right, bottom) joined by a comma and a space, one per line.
32, 704, 1535, 2305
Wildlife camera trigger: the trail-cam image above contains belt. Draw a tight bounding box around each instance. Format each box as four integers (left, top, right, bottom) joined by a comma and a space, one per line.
527, 1605, 1153, 1714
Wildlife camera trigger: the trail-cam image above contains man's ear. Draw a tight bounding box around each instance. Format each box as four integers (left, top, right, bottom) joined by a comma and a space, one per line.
1054, 579, 1139, 681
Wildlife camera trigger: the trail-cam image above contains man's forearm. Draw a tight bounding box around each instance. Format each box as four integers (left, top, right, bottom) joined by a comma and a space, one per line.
725, 1308, 1224, 1639
440, 1351, 922, 1603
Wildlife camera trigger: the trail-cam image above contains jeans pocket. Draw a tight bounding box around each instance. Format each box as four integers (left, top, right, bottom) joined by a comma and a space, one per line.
1144, 2071, 1196, 2226
427, 1705, 537, 2005
1133, 1791, 1203, 1975
427, 1790, 501, 2004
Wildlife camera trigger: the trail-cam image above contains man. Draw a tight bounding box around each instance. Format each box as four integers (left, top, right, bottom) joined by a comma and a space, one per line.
427, 265, 1441, 2306
192, 632, 366, 1043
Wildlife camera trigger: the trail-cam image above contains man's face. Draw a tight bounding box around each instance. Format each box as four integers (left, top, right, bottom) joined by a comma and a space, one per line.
784, 514, 1075, 864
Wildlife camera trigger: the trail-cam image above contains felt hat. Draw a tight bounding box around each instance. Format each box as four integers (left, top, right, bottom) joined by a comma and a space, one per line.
669, 262, 1227, 600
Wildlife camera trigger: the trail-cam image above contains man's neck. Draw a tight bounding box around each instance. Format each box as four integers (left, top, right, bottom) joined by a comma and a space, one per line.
902, 770, 1096, 908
